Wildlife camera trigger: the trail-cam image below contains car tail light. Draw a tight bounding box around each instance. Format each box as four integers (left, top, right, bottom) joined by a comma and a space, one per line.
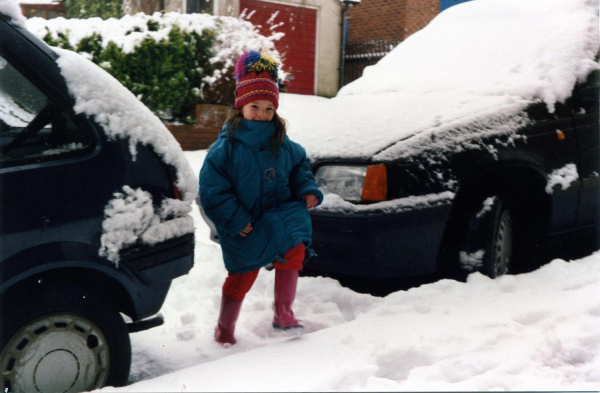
362, 164, 387, 202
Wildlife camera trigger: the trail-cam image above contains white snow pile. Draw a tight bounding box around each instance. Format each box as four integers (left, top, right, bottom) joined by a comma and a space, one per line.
280, 0, 599, 162
476, 196, 497, 218
545, 163, 579, 194
459, 250, 485, 272
0, 0, 26, 28
100, 186, 194, 265
96, 153, 600, 391
25, 11, 284, 87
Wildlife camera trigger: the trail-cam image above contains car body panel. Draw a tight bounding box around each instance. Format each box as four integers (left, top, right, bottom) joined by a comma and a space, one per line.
310, 204, 452, 278
0, 16, 194, 323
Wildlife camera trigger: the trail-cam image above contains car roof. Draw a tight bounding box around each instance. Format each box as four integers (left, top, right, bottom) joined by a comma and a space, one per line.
283, 0, 600, 163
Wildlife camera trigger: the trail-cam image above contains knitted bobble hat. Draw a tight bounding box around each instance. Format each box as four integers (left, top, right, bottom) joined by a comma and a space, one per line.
234, 49, 280, 110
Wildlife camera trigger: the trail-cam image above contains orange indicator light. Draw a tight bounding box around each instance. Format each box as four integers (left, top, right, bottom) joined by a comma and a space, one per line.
362, 164, 388, 202
556, 130, 566, 140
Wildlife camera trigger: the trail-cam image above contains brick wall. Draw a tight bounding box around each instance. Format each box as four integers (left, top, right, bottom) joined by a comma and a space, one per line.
165, 104, 229, 151
347, 0, 440, 43
404, 0, 440, 38
347, 0, 406, 43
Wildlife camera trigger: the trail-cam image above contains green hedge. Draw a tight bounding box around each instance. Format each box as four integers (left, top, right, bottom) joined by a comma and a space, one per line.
43, 21, 216, 123
63, 0, 123, 20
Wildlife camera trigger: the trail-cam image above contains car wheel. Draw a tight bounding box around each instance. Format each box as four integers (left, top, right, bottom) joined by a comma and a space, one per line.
0, 288, 131, 393
459, 195, 514, 278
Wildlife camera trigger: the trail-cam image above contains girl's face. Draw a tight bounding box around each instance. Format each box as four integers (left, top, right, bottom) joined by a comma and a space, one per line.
242, 100, 275, 122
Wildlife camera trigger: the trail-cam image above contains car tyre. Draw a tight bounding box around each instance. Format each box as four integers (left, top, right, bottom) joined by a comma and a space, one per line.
459, 195, 514, 279
0, 285, 131, 393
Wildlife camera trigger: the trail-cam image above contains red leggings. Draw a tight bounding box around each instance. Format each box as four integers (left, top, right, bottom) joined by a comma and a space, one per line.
222, 243, 305, 301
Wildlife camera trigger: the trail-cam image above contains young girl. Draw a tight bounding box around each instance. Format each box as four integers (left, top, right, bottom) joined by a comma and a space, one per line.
199, 50, 323, 346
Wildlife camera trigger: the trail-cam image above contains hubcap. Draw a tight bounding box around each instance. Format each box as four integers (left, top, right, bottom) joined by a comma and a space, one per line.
1, 313, 110, 393
493, 209, 513, 276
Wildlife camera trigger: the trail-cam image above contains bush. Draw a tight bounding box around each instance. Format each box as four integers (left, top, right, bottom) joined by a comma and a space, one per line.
42, 22, 215, 122
63, 0, 123, 20
27, 13, 283, 122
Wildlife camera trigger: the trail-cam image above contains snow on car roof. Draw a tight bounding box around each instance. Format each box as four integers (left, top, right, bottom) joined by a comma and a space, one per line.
0, 0, 27, 28
53, 47, 198, 202
282, 0, 599, 163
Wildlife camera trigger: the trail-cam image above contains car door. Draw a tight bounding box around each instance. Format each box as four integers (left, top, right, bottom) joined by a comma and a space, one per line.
572, 70, 600, 228
523, 100, 580, 233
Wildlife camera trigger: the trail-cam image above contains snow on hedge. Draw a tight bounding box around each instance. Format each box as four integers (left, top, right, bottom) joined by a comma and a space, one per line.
281, 0, 600, 162
0, 0, 26, 28
25, 12, 284, 86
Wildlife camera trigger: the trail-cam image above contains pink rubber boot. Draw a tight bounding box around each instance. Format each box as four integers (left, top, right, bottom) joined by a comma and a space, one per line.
273, 269, 303, 329
215, 294, 243, 346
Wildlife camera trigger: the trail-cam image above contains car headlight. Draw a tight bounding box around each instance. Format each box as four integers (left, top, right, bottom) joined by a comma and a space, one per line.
315, 164, 387, 203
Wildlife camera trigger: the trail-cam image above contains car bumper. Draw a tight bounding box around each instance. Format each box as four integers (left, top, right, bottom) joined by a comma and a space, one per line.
308, 204, 452, 279
121, 233, 195, 285
120, 233, 194, 319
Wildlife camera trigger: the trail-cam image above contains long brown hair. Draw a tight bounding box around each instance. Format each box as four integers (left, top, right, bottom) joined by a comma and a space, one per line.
224, 107, 287, 154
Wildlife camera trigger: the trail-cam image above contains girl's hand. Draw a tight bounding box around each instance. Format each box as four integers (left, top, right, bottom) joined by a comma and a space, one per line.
239, 223, 253, 237
303, 194, 318, 209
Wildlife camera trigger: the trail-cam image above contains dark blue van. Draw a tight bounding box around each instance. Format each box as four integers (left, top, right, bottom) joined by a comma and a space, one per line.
0, 12, 195, 393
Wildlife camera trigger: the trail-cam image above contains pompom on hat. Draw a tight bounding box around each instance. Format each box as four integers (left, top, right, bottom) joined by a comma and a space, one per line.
234, 49, 280, 110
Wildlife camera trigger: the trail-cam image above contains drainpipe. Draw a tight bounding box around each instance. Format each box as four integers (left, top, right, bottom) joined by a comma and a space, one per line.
338, 3, 349, 90
338, 0, 360, 90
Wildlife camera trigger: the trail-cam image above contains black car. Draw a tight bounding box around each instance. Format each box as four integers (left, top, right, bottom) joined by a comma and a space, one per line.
196, 2, 598, 283
0, 13, 195, 393
298, 4, 600, 282
308, 69, 599, 280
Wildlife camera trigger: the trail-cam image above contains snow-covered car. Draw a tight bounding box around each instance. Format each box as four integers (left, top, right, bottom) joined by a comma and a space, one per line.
278, 0, 600, 280
0, 8, 197, 393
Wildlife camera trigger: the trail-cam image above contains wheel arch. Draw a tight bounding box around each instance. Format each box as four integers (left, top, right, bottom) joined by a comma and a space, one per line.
438, 163, 551, 274
454, 164, 550, 208
1, 254, 139, 321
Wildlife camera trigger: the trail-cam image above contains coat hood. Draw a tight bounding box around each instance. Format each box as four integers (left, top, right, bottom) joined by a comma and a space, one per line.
219, 120, 275, 151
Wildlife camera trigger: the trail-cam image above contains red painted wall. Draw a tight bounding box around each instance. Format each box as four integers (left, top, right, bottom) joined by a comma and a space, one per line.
240, 0, 317, 95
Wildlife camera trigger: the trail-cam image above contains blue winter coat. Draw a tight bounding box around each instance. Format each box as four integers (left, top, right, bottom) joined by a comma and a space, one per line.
199, 119, 324, 274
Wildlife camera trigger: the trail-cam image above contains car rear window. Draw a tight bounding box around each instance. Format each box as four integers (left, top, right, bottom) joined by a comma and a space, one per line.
0, 54, 94, 167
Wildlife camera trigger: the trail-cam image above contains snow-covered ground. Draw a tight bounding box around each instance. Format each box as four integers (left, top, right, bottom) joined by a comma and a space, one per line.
95, 147, 600, 392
